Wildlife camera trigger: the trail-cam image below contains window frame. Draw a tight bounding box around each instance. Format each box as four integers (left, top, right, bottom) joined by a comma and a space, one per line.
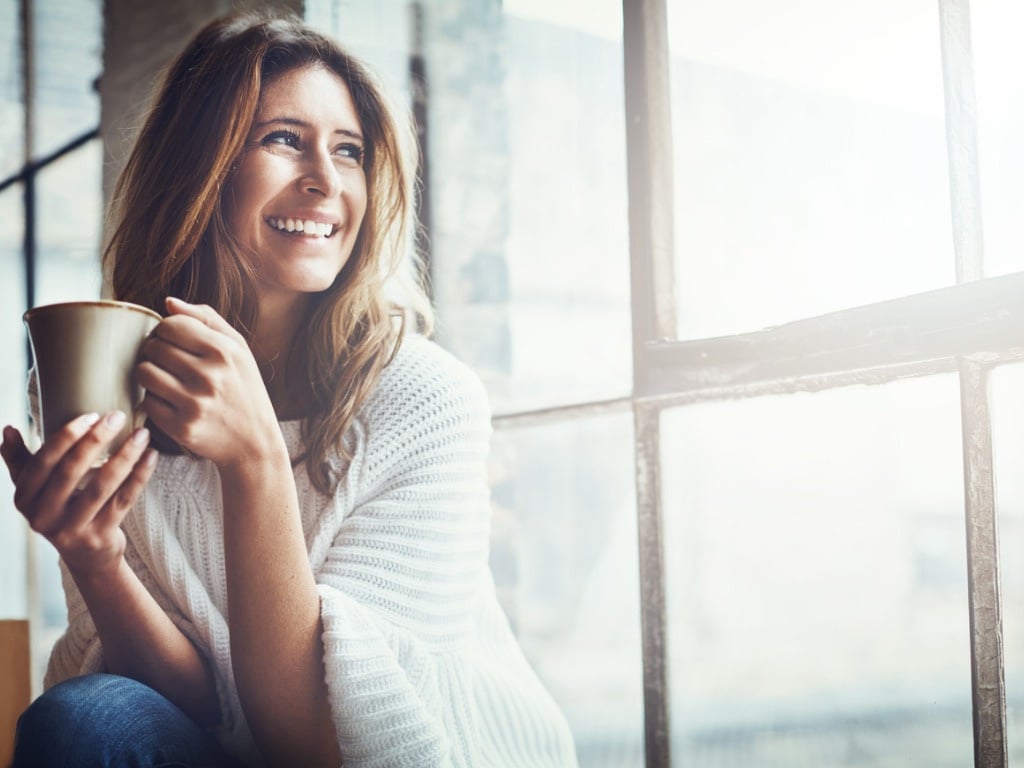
492, 0, 1013, 765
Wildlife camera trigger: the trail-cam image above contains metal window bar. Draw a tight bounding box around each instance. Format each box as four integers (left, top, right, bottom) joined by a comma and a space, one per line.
622, 0, 676, 765
938, 0, 1008, 765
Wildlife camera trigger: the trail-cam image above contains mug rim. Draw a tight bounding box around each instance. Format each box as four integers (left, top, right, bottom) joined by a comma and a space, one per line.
23, 299, 162, 324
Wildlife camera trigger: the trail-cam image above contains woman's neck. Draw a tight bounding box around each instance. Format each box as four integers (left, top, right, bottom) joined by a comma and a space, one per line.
252, 294, 315, 420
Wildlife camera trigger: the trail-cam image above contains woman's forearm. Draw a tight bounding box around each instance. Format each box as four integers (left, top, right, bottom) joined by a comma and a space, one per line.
219, 443, 340, 767
70, 557, 220, 724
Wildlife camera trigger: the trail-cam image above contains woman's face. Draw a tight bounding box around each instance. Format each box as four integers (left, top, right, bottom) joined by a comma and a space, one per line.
225, 64, 368, 306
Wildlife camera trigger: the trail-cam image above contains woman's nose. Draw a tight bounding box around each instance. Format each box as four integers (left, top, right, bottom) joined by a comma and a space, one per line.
300, 150, 342, 197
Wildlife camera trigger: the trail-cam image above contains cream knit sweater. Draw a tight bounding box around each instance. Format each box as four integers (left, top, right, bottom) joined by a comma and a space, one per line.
43, 335, 578, 767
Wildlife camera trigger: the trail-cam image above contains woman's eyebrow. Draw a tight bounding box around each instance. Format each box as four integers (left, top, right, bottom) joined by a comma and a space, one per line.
253, 116, 364, 142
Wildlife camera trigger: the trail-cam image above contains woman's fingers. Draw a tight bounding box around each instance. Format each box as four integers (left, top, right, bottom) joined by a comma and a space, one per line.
137, 356, 193, 411
95, 446, 159, 531
150, 300, 242, 361
58, 426, 152, 534
12, 413, 101, 512
4, 415, 158, 573
1, 426, 30, 484
165, 296, 241, 338
142, 333, 211, 388
139, 390, 181, 438
24, 412, 128, 533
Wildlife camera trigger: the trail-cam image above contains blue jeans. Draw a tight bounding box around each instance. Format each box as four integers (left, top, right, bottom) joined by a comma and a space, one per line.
12, 673, 243, 768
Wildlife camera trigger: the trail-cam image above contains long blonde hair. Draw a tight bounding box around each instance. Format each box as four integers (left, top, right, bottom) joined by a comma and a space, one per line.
104, 12, 432, 493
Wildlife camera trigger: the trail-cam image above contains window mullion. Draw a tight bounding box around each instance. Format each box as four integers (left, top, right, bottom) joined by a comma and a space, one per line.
959, 360, 1007, 768
623, 0, 675, 764
938, 0, 1007, 765
624, 0, 676, 374
939, 0, 984, 284
633, 400, 671, 768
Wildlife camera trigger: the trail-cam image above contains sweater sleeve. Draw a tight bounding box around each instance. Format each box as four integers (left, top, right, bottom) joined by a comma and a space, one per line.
316, 342, 493, 768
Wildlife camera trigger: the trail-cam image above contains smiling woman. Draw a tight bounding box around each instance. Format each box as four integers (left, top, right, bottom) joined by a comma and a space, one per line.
226, 65, 369, 306
1, 11, 578, 768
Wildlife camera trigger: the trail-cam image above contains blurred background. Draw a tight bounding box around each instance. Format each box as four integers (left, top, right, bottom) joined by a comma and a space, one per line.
5, 0, 1024, 765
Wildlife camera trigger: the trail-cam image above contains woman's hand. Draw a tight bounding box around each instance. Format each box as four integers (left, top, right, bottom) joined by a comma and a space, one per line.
1, 412, 157, 578
137, 297, 281, 470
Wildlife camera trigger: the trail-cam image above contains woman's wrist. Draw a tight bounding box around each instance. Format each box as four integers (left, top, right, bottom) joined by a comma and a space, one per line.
215, 426, 292, 483
66, 553, 132, 600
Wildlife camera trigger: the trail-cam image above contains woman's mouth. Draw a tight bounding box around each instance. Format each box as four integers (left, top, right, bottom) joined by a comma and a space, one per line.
266, 217, 336, 238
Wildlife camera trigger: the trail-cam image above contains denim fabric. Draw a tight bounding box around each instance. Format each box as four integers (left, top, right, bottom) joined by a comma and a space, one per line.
12, 673, 242, 768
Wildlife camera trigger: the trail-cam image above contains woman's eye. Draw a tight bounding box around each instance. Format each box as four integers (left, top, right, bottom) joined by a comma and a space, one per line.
262, 130, 300, 148
335, 143, 364, 165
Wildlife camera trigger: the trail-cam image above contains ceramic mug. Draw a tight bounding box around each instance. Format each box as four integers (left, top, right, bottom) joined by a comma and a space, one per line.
24, 300, 161, 459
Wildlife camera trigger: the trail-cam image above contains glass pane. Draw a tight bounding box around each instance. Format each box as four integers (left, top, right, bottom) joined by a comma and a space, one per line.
972, 1, 1024, 278
0, 188, 28, 621
667, 1, 955, 339
31, 0, 101, 158
661, 376, 972, 765
1, 0, 22, 179
309, 0, 632, 413
490, 413, 643, 766
305, 0, 414, 99
34, 141, 103, 305
990, 363, 1024, 762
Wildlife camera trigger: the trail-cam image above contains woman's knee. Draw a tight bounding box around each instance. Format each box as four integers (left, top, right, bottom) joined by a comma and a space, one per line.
19, 673, 155, 730
13, 673, 216, 768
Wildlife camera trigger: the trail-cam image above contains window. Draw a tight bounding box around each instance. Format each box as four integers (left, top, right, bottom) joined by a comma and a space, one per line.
644, 0, 1020, 763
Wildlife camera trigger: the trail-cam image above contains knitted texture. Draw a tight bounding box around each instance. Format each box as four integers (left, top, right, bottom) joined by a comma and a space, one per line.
43, 335, 578, 767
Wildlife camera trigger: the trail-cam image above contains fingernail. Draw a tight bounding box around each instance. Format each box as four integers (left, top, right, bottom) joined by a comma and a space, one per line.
105, 411, 127, 430
131, 427, 151, 446
142, 448, 158, 468
71, 413, 101, 434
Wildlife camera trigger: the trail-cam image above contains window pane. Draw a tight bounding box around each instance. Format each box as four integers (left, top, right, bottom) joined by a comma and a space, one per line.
490, 413, 643, 766
309, 0, 633, 412
990, 363, 1024, 761
0, 188, 28, 621
31, 0, 100, 158
305, 0, 414, 98
661, 376, 972, 764
34, 142, 103, 304
667, 1, 954, 339
972, 1, 1024, 278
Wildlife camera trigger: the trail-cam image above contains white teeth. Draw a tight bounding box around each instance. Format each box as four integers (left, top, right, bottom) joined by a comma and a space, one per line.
268, 217, 333, 237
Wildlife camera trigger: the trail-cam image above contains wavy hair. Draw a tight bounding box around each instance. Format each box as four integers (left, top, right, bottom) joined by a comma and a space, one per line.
104, 11, 433, 494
